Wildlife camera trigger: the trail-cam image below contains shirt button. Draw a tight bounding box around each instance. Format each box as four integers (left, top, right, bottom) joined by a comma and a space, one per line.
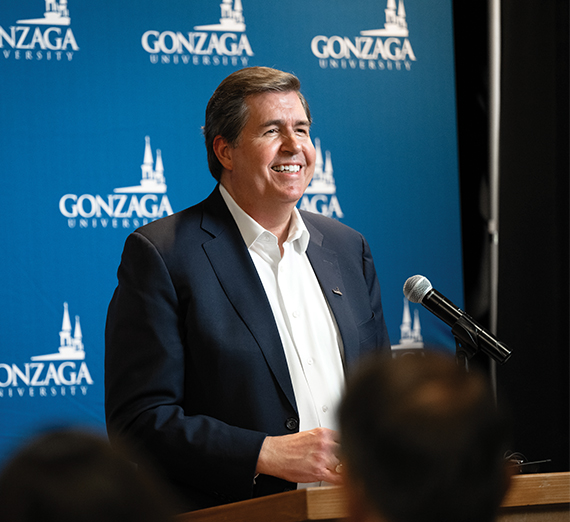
322, 405, 329, 413
292, 310, 300, 318
285, 418, 299, 431
307, 358, 313, 365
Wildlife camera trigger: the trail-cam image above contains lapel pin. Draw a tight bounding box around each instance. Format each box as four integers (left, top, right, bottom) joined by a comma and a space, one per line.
332, 287, 343, 296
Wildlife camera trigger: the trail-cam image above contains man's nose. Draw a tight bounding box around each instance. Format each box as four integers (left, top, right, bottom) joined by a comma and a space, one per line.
281, 132, 302, 153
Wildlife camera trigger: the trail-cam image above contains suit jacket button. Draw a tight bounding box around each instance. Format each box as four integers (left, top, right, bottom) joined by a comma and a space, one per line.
285, 418, 298, 431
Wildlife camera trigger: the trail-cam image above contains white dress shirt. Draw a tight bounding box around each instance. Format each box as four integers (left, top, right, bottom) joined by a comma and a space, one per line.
220, 185, 345, 487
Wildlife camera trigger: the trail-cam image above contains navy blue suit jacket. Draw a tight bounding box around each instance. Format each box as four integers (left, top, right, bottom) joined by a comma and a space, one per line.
105, 186, 390, 510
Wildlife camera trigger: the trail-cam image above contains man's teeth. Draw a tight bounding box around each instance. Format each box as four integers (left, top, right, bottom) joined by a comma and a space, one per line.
272, 165, 300, 172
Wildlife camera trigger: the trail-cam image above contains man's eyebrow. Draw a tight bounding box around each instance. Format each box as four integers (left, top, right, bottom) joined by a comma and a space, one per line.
260, 119, 311, 128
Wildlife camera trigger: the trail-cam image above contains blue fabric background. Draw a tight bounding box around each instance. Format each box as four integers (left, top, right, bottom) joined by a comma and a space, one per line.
0, 0, 462, 465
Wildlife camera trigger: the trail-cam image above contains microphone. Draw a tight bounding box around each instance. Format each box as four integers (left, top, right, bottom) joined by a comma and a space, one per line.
403, 275, 512, 364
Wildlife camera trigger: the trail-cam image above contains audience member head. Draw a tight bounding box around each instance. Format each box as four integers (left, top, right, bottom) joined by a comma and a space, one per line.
0, 429, 176, 522
339, 352, 512, 522
204, 66, 311, 181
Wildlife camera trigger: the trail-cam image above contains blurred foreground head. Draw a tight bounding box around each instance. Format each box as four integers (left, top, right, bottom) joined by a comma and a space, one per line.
340, 352, 512, 522
0, 429, 176, 522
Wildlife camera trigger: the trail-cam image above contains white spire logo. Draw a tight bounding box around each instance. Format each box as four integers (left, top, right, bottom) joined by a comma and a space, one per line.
1, 0, 79, 61
59, 135, 173, 229
141, 0, 253, 65
194, 0, 246, 32
305, 138, 336, 195
361, 0, 408, 37
392, 298, 424, 352
31, 303, 85, 361
17, 0, 71, 26
0, 301, 93, 398
114, 136, 167, 194
310, 0, 415, 71
299, 138, 344, 219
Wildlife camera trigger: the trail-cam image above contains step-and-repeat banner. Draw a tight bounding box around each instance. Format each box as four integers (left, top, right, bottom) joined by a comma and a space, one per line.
0, 0, 462, 463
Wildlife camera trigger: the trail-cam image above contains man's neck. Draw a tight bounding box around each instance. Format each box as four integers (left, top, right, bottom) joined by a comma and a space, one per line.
220, 182, 295, 252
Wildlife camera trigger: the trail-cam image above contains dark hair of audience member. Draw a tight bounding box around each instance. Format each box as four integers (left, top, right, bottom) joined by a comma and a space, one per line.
339, 351, 512, 522
0, 429, 177, 522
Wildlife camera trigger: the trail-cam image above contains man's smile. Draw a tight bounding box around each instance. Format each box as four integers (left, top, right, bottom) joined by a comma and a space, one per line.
271, 164, 301, 173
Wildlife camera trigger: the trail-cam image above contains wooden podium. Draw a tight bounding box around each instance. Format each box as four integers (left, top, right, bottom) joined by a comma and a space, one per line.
177, 472, 570, 522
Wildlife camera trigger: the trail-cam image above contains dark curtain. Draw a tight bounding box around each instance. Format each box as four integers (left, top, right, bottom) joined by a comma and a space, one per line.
454, 0, 569, 472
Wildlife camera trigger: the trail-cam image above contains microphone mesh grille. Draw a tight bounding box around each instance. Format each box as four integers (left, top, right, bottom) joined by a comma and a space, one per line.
403, 275, 432, 303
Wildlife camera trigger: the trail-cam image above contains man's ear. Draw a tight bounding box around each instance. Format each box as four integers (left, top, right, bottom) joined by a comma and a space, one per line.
213, 135, 233, 171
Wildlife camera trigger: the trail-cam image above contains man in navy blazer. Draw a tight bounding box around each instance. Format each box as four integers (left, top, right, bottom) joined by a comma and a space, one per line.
105, 67, 390, 511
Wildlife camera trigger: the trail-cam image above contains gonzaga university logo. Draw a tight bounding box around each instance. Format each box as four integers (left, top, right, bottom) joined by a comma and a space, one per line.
142, 0, 254, 66
299, 138, 344, 220
0, 303, 93, 399
391, 298, 425, 353
59, 136, 173, 230
311, 0, 416, 71
0, 0, 79, 62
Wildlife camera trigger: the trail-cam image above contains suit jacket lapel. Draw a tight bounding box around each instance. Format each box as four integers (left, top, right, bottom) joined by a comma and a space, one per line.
304, 219, 361, 370
200, 188, 298, 413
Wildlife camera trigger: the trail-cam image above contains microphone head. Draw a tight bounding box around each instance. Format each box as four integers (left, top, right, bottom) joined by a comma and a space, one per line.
403, 275, 433, 303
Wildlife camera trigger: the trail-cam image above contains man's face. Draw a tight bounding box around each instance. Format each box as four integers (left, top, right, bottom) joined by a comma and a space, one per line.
217, 90, 316, 217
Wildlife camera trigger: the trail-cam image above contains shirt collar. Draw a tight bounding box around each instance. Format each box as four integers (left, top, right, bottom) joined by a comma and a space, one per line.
219, 184, 310, 253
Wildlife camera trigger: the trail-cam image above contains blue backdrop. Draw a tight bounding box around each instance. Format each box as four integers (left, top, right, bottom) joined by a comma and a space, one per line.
0, 0, 463, 465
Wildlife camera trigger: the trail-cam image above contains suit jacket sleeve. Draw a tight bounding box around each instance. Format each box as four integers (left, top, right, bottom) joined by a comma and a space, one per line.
105, 226, 270, 508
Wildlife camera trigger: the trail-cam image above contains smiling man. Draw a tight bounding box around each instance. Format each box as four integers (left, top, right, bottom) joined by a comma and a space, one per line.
105, 67, 390, 512
214, 89, 315, 246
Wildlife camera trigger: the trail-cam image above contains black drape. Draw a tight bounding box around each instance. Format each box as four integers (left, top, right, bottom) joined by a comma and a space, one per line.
454, 0, 569, 472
